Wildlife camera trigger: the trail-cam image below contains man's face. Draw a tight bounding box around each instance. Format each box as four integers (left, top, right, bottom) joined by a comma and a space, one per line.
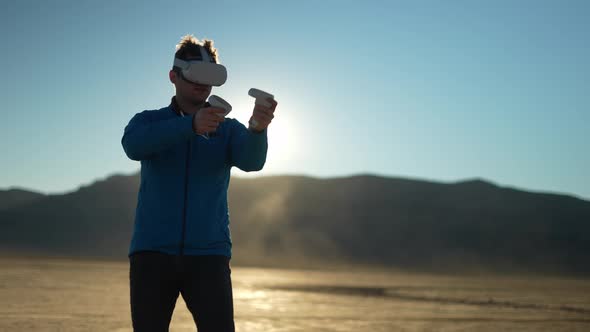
170, 56, 213, 104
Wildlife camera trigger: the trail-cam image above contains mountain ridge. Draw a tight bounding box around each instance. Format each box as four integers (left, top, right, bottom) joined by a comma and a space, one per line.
1, 172, 588, 276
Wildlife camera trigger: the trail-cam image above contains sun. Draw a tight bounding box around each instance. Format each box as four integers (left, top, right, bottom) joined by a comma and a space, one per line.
230, 101, 300, 176
265, 110, 299, 172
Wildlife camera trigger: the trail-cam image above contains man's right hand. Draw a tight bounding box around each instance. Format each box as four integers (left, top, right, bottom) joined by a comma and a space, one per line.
192, 107, 227, 135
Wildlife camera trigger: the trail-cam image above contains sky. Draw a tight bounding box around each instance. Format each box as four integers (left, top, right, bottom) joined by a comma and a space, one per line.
1, 0, 589, 200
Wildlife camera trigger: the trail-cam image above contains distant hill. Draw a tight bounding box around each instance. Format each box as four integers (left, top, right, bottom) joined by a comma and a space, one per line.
0, 188, 46, 211
1, 173, 589, 275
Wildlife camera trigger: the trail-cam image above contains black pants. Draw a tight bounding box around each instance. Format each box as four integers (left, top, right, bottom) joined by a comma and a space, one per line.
129, 251, 235, 332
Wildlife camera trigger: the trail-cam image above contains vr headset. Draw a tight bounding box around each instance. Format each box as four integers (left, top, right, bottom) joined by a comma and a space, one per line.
173, 45, 227, 86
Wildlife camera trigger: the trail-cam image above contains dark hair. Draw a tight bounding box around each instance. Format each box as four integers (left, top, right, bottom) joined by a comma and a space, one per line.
173, 34, 219, 68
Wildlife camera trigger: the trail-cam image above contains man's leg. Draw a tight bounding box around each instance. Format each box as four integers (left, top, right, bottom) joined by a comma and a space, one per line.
129, 251, 180, 332
180, 255, 235, 332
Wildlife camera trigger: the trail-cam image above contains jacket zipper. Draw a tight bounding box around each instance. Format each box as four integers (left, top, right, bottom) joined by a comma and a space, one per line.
179, 139, 191, 255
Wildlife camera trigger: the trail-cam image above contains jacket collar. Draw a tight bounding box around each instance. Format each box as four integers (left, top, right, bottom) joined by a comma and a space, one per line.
170, 96, 183, 116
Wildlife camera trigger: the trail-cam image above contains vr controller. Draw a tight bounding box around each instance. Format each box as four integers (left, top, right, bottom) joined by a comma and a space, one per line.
195, 95, 231, 140
198, 88, 274, 138
248, 88, 275, 128
207, 95, 232, 117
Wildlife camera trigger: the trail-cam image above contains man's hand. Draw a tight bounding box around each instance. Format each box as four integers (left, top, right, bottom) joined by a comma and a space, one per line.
193, 107, 227, 135
249, 98, 278, 132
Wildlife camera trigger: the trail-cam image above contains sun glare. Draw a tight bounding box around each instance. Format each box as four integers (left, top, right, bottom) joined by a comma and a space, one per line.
230, 100, 301, 176
265, 110, 299, 171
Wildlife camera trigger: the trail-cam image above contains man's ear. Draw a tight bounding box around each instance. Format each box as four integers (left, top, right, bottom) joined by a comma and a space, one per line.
169, 70, 177, 84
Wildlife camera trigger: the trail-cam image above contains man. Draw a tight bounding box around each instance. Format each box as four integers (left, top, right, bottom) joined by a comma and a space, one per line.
121, 35, 277, 332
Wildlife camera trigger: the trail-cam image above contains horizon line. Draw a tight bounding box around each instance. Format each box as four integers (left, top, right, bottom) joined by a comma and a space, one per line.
2, 170, 588, 202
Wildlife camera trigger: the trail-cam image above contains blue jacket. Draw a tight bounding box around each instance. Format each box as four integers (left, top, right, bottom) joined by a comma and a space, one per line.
121, 99, 268, 258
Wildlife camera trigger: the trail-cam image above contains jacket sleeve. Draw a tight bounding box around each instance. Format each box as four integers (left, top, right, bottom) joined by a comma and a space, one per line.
121, 110, 196, 161
228, 119, 268, 172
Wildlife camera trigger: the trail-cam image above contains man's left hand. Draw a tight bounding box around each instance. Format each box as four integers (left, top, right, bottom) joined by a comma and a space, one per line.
249, 98, 278, 132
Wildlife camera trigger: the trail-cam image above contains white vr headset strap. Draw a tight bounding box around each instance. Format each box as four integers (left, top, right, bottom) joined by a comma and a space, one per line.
199, 45, 212, 63
173, 45, 213, 68
173, 57, 189, 69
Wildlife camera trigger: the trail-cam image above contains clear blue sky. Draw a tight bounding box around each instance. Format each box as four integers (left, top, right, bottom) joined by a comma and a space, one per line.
1, 0, 589, 200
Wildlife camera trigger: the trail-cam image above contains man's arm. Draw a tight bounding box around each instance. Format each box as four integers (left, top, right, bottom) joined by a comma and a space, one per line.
228, 119, 268, 172
121, 111, 195, 161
